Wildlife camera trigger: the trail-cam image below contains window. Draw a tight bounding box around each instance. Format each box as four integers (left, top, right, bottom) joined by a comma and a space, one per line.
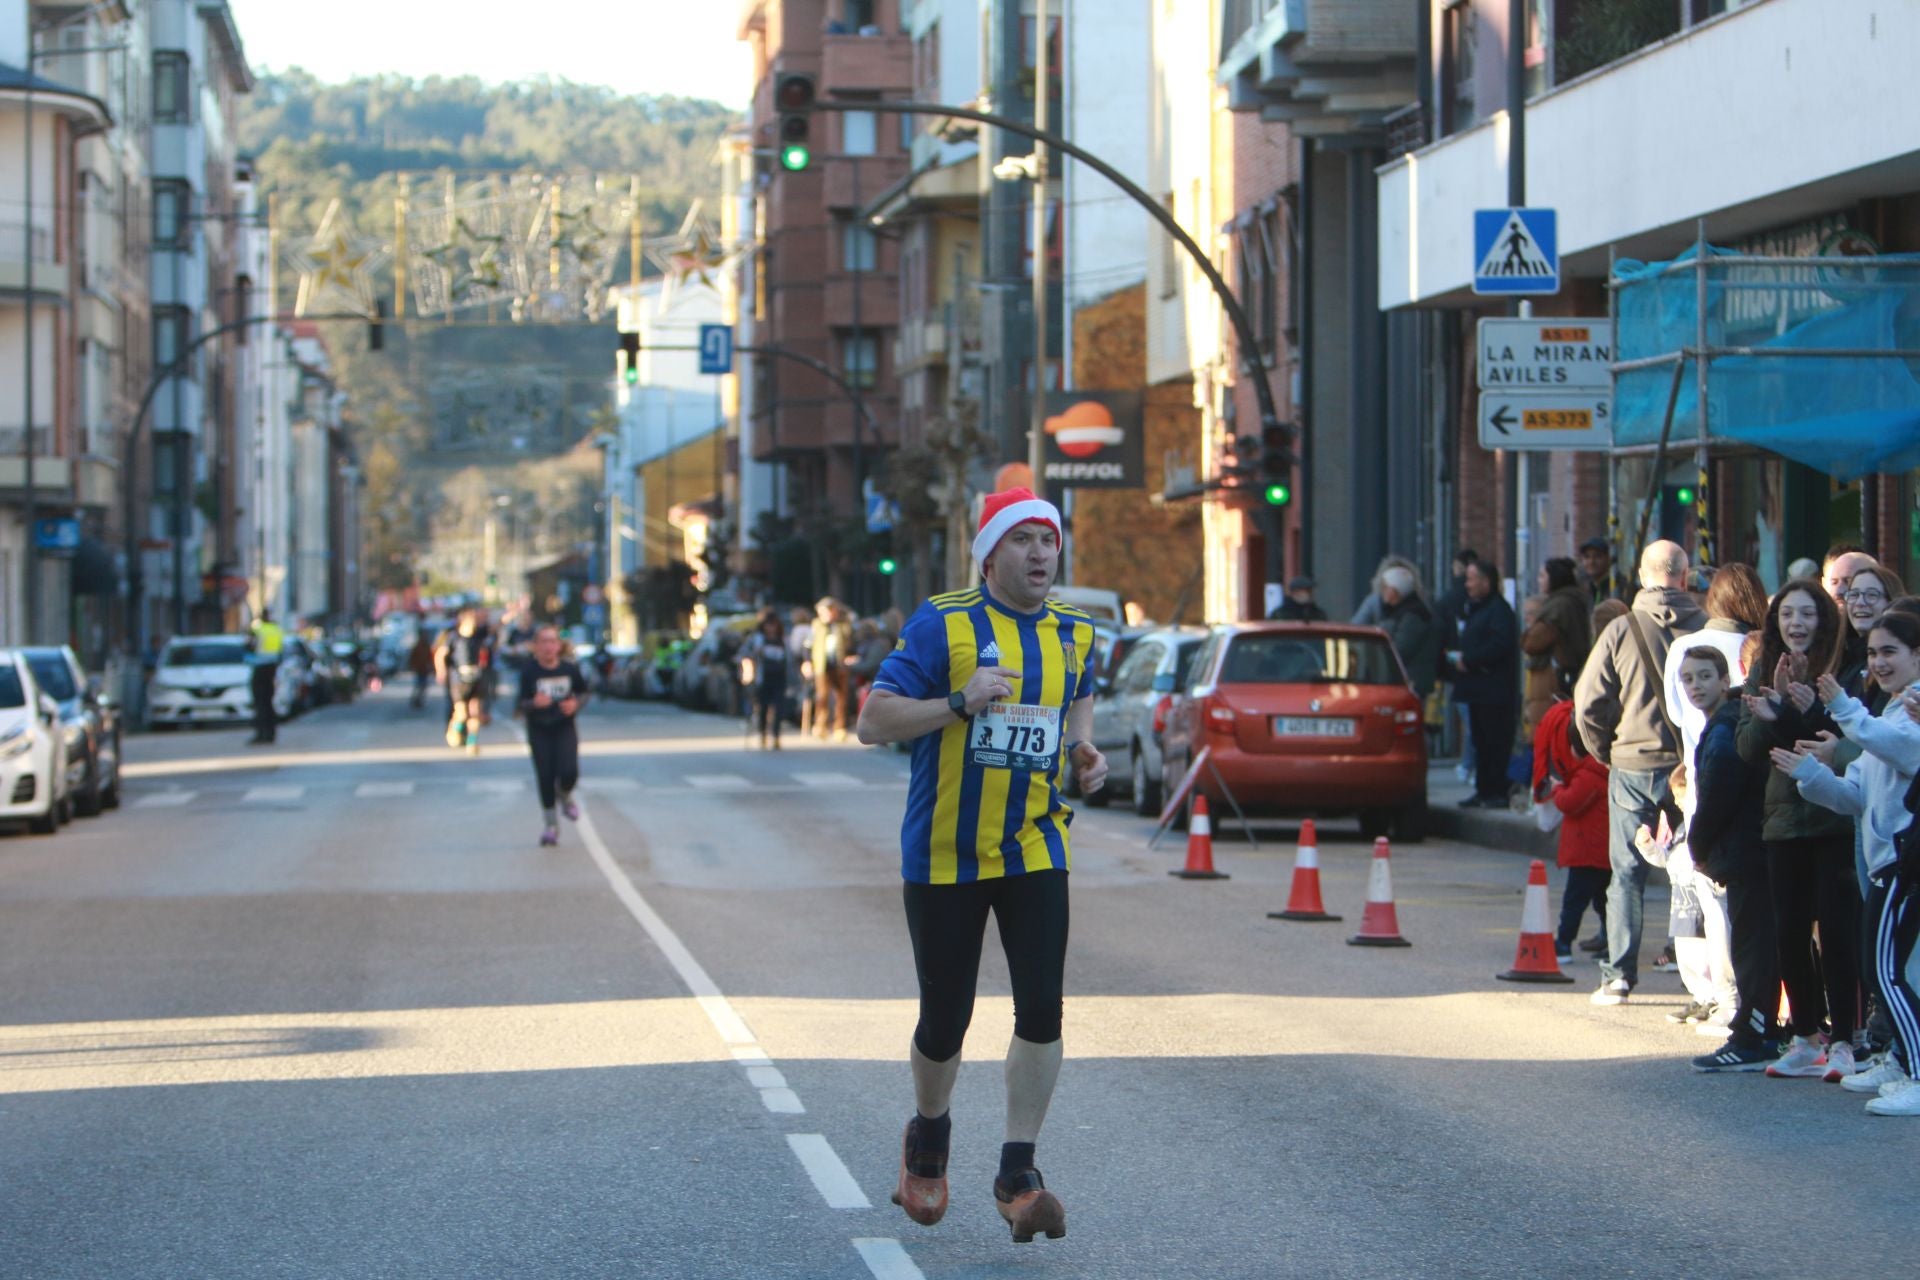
841, 220, 878, 272
1220, 634, 1404, 687
843, 110, 878, 156
1119, 643, 1163, 694
844, 0, 875, 28
153, 305, 190, 372
841, 330, 879, 389
153, 179, 190, 247
1441, 3, 1476, 134
153, 50, 188, 123
153, 432, 180, 498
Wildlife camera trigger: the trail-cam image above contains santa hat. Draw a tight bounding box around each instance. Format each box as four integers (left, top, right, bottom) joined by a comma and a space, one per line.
973, 487, 1061, 565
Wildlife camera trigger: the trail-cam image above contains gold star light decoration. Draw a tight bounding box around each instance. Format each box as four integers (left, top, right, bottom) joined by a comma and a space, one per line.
287, 199, 391, 318
408, 187, 527, 318
645, 202, 736, 301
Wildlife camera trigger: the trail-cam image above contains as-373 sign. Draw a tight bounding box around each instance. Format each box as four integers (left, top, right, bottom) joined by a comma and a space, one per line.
1040, 391, 1145, 489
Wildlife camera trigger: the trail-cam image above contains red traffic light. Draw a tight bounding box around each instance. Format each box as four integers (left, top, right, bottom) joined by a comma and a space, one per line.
775, 73, 815, 112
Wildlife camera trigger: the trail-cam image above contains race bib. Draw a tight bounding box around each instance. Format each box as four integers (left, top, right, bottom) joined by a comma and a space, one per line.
536, 675, 572, 702
966, 702, 1061, 773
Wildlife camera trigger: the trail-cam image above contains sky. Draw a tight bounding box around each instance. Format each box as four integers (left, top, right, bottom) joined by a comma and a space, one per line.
223, 0, 753, 108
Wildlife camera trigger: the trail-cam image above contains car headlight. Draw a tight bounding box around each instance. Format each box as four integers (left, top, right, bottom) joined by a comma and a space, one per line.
0, 725, 32, 759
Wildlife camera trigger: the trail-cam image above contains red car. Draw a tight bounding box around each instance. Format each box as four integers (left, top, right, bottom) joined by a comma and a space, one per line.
1160, 622, 1427, 841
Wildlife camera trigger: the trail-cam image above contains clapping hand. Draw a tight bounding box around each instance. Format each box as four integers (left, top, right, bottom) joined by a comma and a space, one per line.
1769, 745, 1811, 775
1794, 730, 1839, 767
1774, 653, 1808, 691
1784, 682, 1817, 714
1904, 688, 1920, 725
1815, 673, 1844, 706
1743, 691, 1781, 723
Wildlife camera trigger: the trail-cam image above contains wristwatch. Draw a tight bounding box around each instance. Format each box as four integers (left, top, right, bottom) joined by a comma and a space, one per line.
948, 689, 972, 721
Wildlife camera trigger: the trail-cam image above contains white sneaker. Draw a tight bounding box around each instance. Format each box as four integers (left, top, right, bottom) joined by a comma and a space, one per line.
1589, 979, 1630, 1006
1695, 1007, 1735, 1037
1766, 1035, 1828, 1079
1822, 1039, 1857, 1082
1839, 1057, 1907, 1094
1879, 1076, 1918, 1098
1865, 1080, 1920, 1116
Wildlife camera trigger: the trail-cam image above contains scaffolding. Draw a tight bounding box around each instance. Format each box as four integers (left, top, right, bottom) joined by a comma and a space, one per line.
1605, 223, 1920, 571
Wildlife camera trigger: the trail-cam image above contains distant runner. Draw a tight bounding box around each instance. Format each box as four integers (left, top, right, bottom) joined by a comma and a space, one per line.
518, 624, 588, 847
855, 486, 1107, 1245
438, 608, 494, 756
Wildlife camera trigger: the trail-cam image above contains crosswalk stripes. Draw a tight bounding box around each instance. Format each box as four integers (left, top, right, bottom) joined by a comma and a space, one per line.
791, 772, 864, 789
243, 785, 305, 803
685, 774, 753, 790
354, 781, 415, 799
134, 790, 196, 808
467, 779, 525, 794
579, 778, 639, 792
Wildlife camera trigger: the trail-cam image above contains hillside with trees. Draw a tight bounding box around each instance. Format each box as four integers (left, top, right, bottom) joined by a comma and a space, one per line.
236, 73, 739, 593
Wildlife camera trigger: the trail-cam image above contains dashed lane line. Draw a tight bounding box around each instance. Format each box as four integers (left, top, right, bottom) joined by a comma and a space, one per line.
684, 773, 753, 790
785, 1135, 871, 1209
242, 784, 305, 803
792, 771, 866, 789
133, 790, 196, 808
852, 1239, 927, 1280
354, 781, 415, 799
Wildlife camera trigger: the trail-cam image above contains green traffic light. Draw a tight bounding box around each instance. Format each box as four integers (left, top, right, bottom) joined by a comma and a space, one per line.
878, 557, 898, 576
1676, 486, 1696, 505
780, 143, 812, 172
1264, 483, 1291, 507
623, 364, 639, 386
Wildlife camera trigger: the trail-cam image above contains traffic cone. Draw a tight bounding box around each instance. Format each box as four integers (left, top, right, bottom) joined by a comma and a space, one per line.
1346, 837, 1410, 946
1170, 795, 1229, 880
1496, 859, 1575, 983
1269, 818, 1341, 921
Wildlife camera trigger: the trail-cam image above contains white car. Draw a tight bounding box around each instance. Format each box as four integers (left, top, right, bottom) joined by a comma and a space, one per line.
148, 635, 257, 728
0, 650, 73, 834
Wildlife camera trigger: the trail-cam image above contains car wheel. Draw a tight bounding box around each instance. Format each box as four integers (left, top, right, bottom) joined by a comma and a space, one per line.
1358, 808, 1393, 840
76, 758, 103, 818
100, 773, 120, 810
55, 792, 73, 825
27, 803, 57, 835
1130, 749, 1162, 817
1391, 795, 1429, 844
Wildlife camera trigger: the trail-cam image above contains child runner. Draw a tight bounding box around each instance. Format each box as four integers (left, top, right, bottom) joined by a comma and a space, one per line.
1679, 646, 1781, 1071
518, 624, 589, 847
1773, 612, 1920, 1107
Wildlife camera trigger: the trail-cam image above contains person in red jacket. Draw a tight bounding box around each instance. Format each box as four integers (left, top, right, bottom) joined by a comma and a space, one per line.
1534, 698, 1612, 960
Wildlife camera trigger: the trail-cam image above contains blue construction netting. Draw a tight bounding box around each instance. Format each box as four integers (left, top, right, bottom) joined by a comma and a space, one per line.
1612, 247, 1920, 479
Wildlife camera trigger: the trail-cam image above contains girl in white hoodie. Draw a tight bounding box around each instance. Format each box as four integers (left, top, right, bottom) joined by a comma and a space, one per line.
1772, 611, 1920, 1109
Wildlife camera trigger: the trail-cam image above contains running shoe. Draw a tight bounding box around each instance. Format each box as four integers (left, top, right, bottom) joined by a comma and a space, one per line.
890, 1117, 948, 1227
993, 1168, 1066, 1243
1577, 934, 1606, 954
538, 825, 559, 847
1822, 1039, 1857, 1082
1667, 1000, 1714, 1025
561, 797, 580, 821
446, 724, 464, 749
1839, 1056, 1907, 1094
1590, 979, 1631, 1006
1693, 1041, 1775, 1072
1766, 1035, 1828, 1078
1865, 1083, 1920, 1116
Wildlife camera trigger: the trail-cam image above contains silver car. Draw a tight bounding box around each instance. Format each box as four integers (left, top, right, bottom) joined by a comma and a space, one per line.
1084, 627, 1209, 815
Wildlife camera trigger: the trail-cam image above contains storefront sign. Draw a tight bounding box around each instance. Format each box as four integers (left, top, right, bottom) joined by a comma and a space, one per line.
1041, 392, 1145, 489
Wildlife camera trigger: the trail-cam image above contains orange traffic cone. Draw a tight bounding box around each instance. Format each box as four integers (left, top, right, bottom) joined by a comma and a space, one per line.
1346, 837, 1410, 947
1496, 859, 1575, 983
1269, 818, 1341, 921
1170, 795, 1229, 880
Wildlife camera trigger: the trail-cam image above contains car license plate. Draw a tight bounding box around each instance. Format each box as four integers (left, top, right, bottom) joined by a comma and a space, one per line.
1274, 716, 1355, 738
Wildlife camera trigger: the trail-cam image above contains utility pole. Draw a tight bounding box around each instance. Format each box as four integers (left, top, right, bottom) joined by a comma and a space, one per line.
1028, 0, 1050, 505
1506, 0, 1527, 587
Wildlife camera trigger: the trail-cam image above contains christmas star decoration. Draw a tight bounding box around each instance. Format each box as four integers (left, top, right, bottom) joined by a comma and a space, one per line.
646, 203, 735, 299
287, 199, 390, 318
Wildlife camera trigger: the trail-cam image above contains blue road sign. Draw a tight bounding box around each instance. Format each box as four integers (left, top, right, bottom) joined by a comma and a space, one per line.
1473, 208, 1559, 296
865, 493, 895, 534
698, 323, 734, 375
33, 516, 81, 555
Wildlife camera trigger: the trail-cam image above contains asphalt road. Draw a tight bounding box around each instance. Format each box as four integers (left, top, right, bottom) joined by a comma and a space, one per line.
3, 686, 1915, 1278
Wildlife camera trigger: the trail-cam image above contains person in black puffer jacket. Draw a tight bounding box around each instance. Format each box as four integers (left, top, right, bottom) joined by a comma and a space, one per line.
1442, 558, 1518, 808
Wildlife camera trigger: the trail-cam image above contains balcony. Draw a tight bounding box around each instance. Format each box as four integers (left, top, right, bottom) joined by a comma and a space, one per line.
1377, 0, 1920, 309
1218, 0, 1417, 138
0, 223, 69, 298
822, 30, 911, 95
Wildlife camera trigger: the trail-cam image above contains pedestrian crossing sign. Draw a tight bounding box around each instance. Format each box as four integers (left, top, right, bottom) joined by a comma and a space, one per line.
1473, 207, 1559, 296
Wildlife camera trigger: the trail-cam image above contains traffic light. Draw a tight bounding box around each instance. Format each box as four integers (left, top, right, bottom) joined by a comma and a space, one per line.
878, 556, 898, 576
775, 73, 815, 172
618, 330, 641, 385
1259, 420, 1295, 506
1216, 433, 1257, 490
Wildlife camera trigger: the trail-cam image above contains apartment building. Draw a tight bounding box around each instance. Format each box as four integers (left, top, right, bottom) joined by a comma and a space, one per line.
738, 0, 910, 608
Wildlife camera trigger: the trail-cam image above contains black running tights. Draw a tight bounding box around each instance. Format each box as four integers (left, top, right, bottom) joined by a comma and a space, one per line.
903, 869, 1069, 1062
527, 722, 579, 811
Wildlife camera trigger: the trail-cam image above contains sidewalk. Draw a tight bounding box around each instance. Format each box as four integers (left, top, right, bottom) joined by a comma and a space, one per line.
1425, 760, 1556, 858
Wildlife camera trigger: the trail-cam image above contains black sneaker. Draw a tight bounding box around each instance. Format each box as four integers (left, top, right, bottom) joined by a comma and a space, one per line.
1577, 934, 1606, 954
1668, 1000, 1714, 1025
1692, 1041, 1776, 1073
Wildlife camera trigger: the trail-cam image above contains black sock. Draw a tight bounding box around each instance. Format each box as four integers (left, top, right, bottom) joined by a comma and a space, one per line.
999, 1141, 1036, 1179
909, 1110, 951, 1155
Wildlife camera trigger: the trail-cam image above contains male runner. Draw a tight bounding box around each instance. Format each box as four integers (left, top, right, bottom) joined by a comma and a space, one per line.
439, 608, 494, 756
854, 486, 1108, 1244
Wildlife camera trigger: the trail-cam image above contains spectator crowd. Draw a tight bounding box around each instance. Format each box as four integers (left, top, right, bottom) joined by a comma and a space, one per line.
1318, 539, 1920, 1104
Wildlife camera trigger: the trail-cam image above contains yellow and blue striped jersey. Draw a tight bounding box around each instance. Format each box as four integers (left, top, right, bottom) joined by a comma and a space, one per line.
872, 587, 1096, 884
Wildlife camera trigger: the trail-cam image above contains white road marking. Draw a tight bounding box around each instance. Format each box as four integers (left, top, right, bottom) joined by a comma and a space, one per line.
685, 773, 752, 790
731, 1046, 772, 1065
134, 791, 196, 808
467, 779, 523, 794
580, 777, 639, 792
354, 781, 414, 798
760, 1088, 806, 1115
242, 785, 304, 803
792, 772, 864, 789
786, 1134, 871, 1209
852, 1239, 926, 1280
574, 806, 755, 1045
745, 1066, 787, 1089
